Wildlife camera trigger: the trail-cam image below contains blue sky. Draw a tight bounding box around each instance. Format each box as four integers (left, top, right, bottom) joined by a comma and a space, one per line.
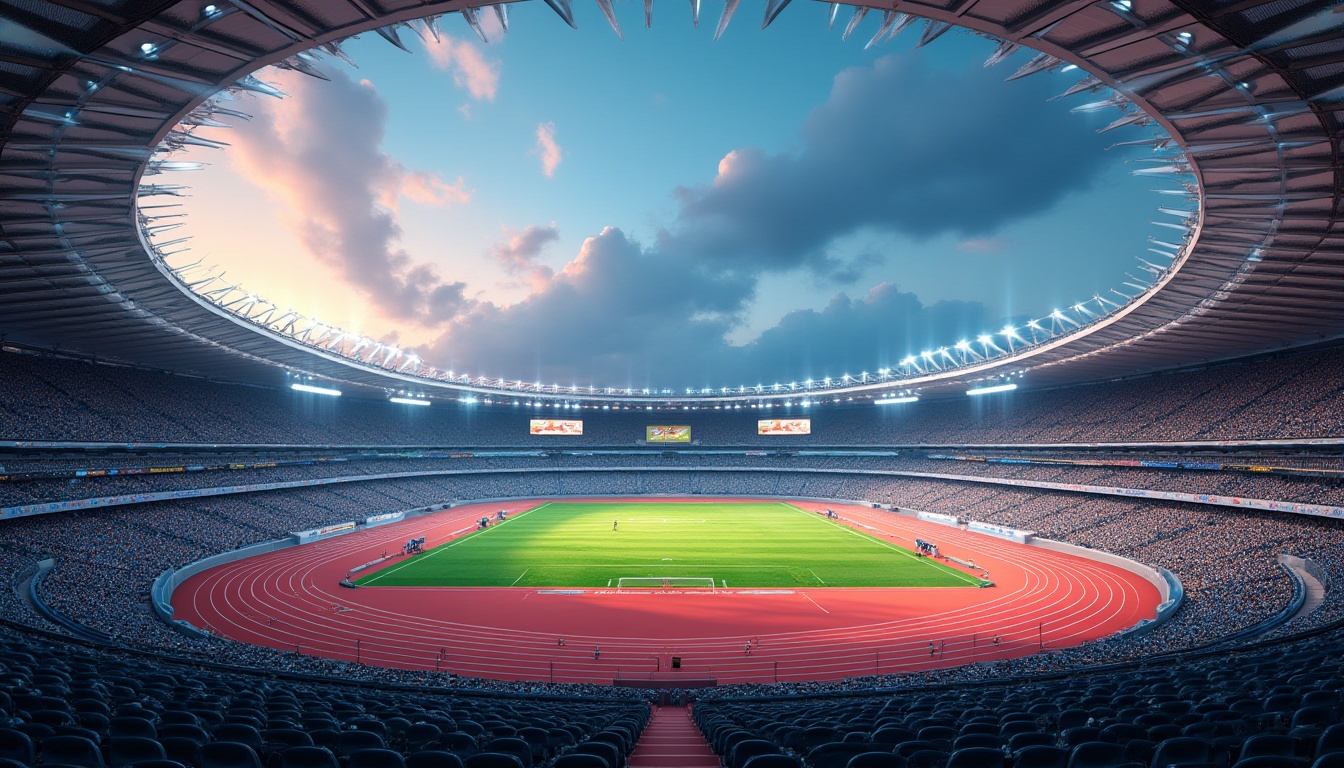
172, 2, 1173, 391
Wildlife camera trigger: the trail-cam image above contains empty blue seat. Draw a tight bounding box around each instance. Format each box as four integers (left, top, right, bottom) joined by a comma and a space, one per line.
105, 736, 168, 768
742, 756, 801, 768
552, 755, 608, 768
948, 747, 1005, 768
0, 729, 34, 765
848, 754, 907, 768
278, 747, 340, 768
347, 748, 407, 768
462, 754, 524, 768
200, 742, 264, 768
43, 735, 108, 768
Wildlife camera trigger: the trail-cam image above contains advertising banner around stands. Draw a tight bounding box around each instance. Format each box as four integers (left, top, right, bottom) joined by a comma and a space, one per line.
529, 419, 583, 435
968, 520, 1035, 543
646, 426, 692, 443
758, 419, 811, 435
293, 521, 356, 544
363, 511, 405, 528
917, 510, 959, 527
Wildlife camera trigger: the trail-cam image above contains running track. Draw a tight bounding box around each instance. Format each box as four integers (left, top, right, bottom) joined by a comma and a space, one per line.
173, 498, 1161, 685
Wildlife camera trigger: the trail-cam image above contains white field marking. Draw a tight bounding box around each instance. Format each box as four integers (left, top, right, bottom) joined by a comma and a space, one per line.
360, 502, 552, 585
802, 592, 831, 614
777, 502, 982, 586
531, 563, 804, 568
510, 569, 530, 586
809, 569, 827, 585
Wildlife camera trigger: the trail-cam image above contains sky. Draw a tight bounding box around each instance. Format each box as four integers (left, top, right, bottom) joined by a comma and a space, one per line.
168, 2, 1175, 392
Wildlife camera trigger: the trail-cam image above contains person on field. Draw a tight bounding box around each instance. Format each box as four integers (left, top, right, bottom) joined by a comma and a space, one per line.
612, 519, 618, 531
744, 642, 751, 655
594, 646, 601, 660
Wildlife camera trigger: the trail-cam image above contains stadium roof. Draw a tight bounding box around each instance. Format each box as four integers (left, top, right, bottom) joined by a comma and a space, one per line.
0, 0, 1341, 406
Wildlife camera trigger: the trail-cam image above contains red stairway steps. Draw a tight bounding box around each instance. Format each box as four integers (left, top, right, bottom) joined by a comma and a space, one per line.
628, 705, 721, 768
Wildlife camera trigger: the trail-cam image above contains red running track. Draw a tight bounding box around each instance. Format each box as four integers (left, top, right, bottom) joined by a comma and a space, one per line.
173, 498, 1161, 685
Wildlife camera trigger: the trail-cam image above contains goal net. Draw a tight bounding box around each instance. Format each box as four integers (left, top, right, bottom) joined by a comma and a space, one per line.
615, 577, 718, 592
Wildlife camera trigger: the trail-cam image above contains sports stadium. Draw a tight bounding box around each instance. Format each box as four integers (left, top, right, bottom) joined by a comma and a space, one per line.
2, 1, 1344, 768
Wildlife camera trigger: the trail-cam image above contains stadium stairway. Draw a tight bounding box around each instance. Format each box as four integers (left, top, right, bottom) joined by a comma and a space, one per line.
629, 705, 720, 768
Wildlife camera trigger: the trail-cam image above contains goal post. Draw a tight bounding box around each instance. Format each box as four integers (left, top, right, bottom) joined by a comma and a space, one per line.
615, 577, 717, 592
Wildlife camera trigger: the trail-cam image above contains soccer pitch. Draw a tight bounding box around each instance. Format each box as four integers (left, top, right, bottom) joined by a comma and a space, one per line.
355, 501, 982, 589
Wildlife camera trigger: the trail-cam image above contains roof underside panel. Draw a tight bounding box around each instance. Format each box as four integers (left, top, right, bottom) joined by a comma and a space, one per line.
0, 0, 1340, 401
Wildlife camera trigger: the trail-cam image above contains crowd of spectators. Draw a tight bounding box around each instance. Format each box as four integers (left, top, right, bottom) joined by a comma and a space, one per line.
4, 343, 1344, 446
6, 450, 1340, 513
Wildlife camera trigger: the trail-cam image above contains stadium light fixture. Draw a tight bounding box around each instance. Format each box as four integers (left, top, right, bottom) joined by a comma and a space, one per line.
966, 383, 1018, 396
389, 397, 430, 407
291, 382, 341, 397
955, 340, 971, 351
875, 396, 919, 405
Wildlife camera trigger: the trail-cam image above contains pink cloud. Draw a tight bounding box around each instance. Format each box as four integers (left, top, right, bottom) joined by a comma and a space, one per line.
534, 121, 562, 177
226, 68, 474, 326
423, 36, 499, 101
380, 169, 471, 210
490, 224, 559, 293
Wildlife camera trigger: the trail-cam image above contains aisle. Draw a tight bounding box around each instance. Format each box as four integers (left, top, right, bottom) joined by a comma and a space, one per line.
628, 705, 720, 768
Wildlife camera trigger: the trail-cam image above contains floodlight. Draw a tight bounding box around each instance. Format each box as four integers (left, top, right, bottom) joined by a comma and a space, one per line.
875, 396, 919, 405
389, 397, 429, 406
291, 383, 341, 397
967, 383, 1018, 396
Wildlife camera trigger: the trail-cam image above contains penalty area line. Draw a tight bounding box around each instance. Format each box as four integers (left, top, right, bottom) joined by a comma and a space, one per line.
360, 502, 552, 585
779, 502, 981, 587
801, 592, 830, 614
510, 569, 530, 586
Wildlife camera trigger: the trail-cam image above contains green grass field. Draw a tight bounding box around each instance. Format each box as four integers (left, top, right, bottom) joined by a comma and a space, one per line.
355, 501, 981, 589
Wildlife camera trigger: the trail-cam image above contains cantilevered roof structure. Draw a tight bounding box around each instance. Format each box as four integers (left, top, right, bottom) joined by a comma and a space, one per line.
0, 0, 1341, 406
